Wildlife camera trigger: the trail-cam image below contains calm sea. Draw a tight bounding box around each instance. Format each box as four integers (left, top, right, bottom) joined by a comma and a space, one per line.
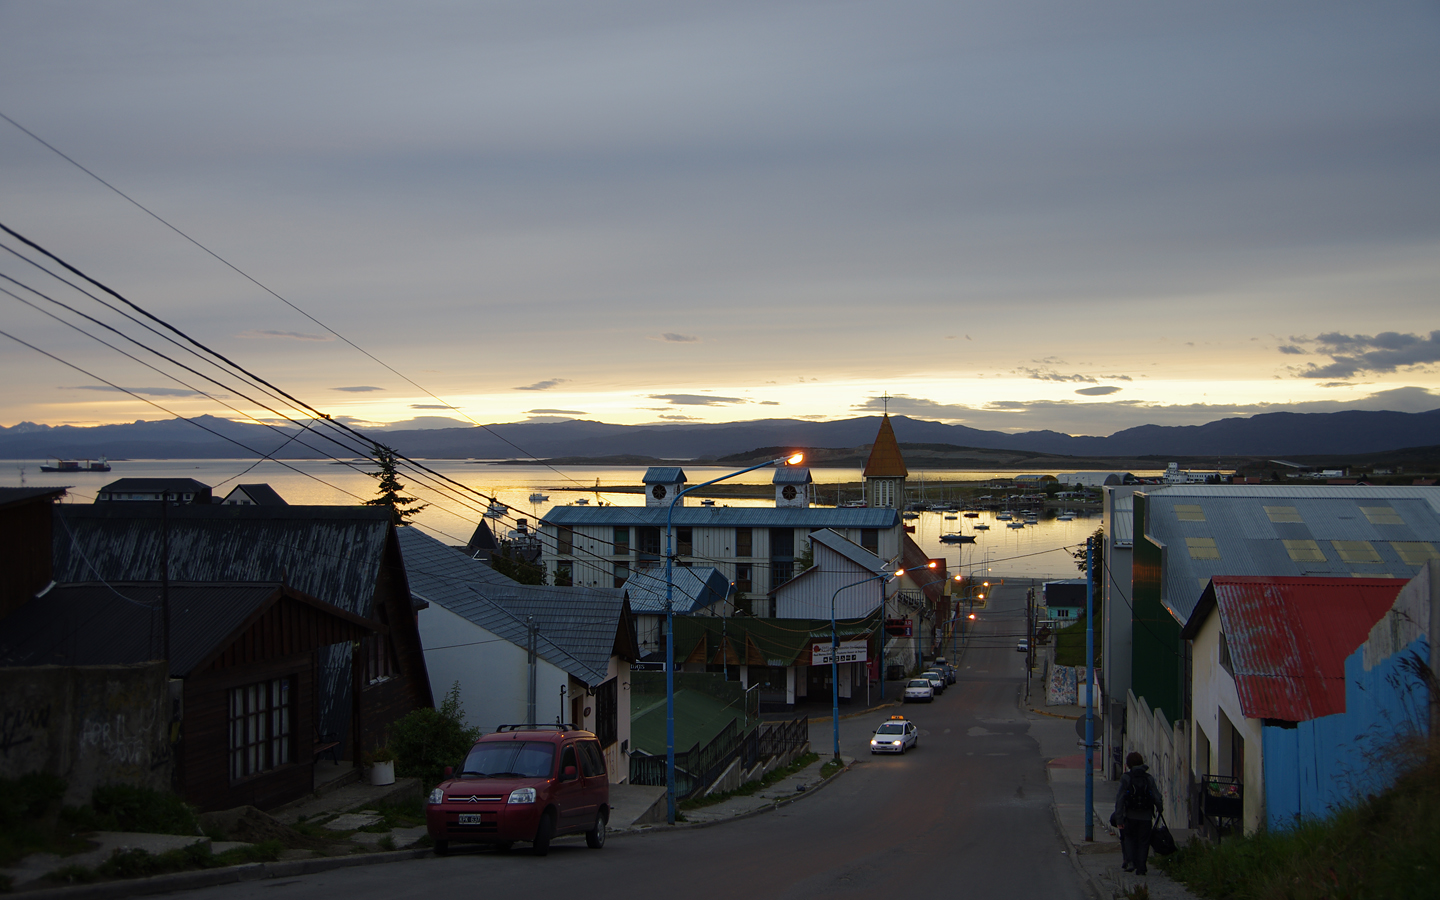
7, 459, 1147, 581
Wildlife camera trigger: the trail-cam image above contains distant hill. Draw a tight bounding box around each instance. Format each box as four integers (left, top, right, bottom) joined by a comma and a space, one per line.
4, 409, 1440, 462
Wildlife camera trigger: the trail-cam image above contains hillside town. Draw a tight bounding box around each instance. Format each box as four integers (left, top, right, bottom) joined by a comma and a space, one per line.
0, 412, 1435, 897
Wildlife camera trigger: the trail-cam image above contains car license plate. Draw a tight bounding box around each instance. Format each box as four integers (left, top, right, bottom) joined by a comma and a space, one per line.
458, 814, 484, 825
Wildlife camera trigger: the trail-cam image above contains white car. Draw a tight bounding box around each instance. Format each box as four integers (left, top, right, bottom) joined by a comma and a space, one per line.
903, 678, 934, 702
1017, 639, 1029, 653
920, 671, 946, 694
870, 716, 918, 754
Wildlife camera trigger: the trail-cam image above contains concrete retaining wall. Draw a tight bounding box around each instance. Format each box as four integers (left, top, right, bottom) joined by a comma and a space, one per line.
0, 662, 172, 805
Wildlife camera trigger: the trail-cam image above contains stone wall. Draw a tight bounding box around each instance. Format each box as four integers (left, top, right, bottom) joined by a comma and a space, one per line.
0, 662, 173, 805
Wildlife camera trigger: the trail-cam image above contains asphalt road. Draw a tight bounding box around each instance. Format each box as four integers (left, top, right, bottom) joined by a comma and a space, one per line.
172, 581, 1089, 900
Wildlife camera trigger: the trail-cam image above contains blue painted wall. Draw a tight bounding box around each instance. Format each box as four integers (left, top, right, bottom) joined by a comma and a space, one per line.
1262, 636, 1430, 831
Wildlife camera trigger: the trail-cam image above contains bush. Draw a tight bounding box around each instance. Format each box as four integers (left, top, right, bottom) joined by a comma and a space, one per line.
0, 773, 67, 866
89, 784, 200, 836
387, 682, 480, 789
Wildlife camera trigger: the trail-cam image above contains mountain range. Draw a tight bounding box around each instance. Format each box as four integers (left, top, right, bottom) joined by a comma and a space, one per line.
3, 408, 1440, 462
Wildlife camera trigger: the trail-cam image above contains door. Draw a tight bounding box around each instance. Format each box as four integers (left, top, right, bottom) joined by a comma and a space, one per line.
554, 743, 587, 831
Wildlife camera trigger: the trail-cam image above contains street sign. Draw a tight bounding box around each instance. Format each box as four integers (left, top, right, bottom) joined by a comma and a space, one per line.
885, 617, 912, 637
812, 639, 868, 665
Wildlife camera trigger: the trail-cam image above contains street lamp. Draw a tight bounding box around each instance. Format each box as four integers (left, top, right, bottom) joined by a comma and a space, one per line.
829, 564, 908, 762
665, 451, 804, 825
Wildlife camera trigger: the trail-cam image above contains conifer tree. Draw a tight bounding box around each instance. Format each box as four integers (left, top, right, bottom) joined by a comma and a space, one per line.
364, 443, 427, 524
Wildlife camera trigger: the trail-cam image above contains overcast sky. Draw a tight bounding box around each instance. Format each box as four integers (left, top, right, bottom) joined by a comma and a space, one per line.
1, 1, 1436, 438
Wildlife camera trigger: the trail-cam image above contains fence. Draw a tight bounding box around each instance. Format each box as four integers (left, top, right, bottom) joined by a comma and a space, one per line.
630, 715, 808, 799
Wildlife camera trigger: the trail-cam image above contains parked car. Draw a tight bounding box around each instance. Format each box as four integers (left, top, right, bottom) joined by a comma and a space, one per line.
426, 724, 609, 856
920, 670, 946, 694
932, 659, 957, 684
870, 715, 918, 754
903, 678, 934, 702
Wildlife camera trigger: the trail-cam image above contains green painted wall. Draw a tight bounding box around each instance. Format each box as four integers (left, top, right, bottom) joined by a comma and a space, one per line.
1131, 493, 1183, 717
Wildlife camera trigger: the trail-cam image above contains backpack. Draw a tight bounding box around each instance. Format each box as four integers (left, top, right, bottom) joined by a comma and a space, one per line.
1124, 772, 1155, 814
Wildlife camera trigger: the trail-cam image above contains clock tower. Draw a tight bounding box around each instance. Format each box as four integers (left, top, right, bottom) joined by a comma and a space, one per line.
863, 414, 908, 509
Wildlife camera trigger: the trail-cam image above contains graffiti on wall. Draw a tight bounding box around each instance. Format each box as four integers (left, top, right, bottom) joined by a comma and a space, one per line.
0, 705, 52, 755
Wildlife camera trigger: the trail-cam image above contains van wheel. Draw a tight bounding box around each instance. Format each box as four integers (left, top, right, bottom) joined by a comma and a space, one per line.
586, 808, 608, 849
432, 840, 449, 857
532, 810, 556, 856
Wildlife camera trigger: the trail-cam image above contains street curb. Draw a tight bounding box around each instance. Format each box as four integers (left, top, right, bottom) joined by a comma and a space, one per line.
1030, 707, 1082, 721
10, 848, 433, 900
609, 759, 851, 837
806, 700, 898, 725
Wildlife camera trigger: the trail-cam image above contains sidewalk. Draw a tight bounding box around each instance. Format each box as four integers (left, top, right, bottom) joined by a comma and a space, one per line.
1023, 668, 1200, 900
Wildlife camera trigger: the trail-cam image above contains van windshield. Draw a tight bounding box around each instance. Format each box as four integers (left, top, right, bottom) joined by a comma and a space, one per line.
460, 741, 556, 778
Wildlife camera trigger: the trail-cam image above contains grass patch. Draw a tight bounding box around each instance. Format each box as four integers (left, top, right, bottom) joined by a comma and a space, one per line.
44, 839, 286, 886
678, 751, 820, 810
1053, 615, 1102, 668
819, 758, 845, 779
1158, 742, 1439, 899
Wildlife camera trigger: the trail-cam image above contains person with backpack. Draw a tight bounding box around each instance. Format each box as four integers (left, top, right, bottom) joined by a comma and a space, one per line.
1114, 751, 1163, 875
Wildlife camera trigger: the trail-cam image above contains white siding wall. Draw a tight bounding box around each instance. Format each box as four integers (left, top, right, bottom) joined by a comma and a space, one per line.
418, 604, 570, 735
1190, 613, 1266, 833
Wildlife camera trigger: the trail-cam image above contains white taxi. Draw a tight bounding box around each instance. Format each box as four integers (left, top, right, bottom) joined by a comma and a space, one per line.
870, 716, 919, 754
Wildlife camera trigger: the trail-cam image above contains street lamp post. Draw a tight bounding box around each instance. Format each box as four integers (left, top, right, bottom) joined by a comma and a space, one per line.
665, 452, 804, 825
829, 565, 908, 761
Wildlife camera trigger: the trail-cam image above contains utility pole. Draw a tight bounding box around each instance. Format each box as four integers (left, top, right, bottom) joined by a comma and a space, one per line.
161, 491, 171, 667
1084, 537, 1096, 842
526, 616, 537, 724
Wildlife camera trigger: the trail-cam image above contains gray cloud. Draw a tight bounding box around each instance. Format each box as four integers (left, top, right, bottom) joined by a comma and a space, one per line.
1318, 382, 1356, 389
515, 379, 568, 391
67, 385, 208, 398
648, 394, 747, 406
758, 400, 780, 405
237, 329, 332, 342
410, 403, 455, 409
1277, 345, 1307, 355
650, 333, 699, 343
1100, 375, 1134, 382
1075, 386, 1121, 396
332, 385, 384, 392
658, 414, 701, 420
1016, 368, 1099, 384
1293, 330, 1440, 378
526, 408, 588, 415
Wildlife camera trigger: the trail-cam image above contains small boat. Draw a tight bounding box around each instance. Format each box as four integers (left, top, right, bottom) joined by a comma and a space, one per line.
1007, 521, 1025, 529
528, 492, 549, 503
939, 533, 977, 544
963, 512, 979, 518
700, 499, 716, 507
484, 501, 508, 519
973, 523, 990, 530
573, 498, 590, 506
943, 514, 957, 520
902, 512, 920, 520
996, 512, 1013, 521
1057, 512, 1075, 521
40, 457, 111, 473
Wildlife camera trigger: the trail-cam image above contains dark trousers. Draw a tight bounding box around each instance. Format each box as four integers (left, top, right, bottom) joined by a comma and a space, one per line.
1121, 815, 1153, 873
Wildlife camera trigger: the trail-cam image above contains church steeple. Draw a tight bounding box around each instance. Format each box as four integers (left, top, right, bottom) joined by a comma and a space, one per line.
863, 412, 907, 508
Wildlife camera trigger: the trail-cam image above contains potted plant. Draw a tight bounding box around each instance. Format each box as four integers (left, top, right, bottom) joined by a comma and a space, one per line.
365, 745, 397, 786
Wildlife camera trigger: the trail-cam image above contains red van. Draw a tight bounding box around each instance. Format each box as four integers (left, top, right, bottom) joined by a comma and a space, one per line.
426, 724, 610, 856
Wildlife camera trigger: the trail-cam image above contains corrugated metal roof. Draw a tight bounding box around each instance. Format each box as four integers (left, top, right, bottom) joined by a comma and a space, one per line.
622, 566, 730, 614
0, 582, 370, 676
862, 415, 908, 478
773, 467, 813, 485
542, 506, 901, 528
1201, 576, 1405, 723
810, 529, 888, 575
1110, 491, 1134, 547
96, 478, 210, 493
54, 505, 392, 618
225, 484, 287, 505
642, 467, 686, 484
0, 486, 67, 508
398, 526, 623, 685
1138, 487, 1440, 624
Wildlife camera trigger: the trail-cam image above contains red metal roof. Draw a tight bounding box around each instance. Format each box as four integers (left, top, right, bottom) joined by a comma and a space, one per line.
1208, 576, 1404, 723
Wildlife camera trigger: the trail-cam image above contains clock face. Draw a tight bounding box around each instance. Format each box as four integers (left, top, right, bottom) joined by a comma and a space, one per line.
782, 485, 798, 500
651, 485, 667, 500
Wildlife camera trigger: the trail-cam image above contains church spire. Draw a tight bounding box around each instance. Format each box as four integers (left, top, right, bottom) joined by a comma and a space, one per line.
863, 413, 908, 478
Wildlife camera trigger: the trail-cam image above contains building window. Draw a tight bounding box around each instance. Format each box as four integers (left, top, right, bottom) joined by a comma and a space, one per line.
860, 529, 879, 554
872, 480, 894, 508
557, 526, 573, 556
734, 563, 752, 593
677, 527, 693, 557
735, 528, 752, 556
638, 526, 662, 563
229, 678, 293, 781
613, 527, 630, 556
613, 562, 629, 588
772, 561, 794, 586
555, 560, 573, 586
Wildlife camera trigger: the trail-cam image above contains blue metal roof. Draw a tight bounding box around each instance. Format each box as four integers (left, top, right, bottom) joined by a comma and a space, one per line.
643, 467, 687, 484
773, 467, 812, 485
622, 566, 731, 614
1139, 486, 1440, 625
542, 505, 901, 529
